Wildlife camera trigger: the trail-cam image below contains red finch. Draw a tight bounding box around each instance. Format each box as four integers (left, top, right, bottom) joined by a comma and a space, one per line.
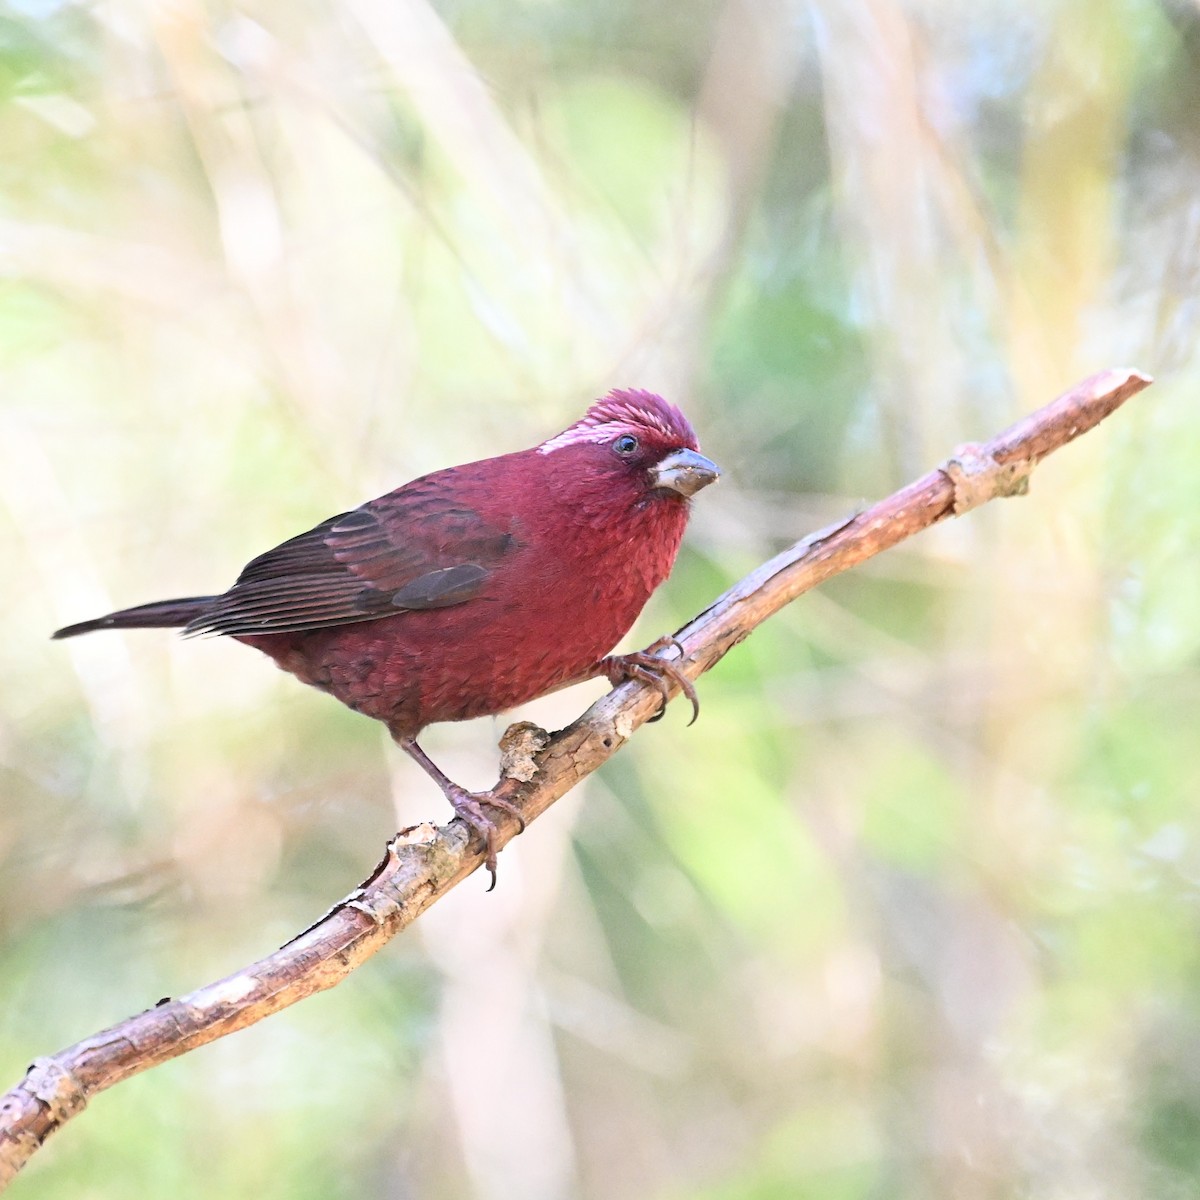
55, 390, 720, 883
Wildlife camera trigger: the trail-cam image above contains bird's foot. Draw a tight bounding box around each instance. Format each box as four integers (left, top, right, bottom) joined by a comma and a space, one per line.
444, 785, 525, 892
394, 733, 525, 890
601, 635, 699, 725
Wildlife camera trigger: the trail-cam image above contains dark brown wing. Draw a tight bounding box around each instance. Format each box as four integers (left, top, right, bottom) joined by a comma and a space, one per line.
185, 483, 519, 637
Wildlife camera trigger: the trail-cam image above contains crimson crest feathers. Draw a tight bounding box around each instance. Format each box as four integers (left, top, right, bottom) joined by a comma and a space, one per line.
538, 389, 698, 455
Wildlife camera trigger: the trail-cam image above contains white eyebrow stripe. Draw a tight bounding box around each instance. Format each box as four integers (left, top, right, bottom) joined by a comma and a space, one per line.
537, 430, 606, 454
538, 423, 631, 454
537, 412, 679, 456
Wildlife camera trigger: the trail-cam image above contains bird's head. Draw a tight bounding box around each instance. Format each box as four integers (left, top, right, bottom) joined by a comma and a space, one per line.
538, 389, 720, 503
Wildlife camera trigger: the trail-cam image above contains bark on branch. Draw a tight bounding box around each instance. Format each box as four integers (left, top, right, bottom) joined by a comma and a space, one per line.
0, 367, 1152, 1186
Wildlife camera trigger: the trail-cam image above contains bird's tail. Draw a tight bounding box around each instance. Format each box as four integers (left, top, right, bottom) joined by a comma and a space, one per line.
52, 596, 219, 640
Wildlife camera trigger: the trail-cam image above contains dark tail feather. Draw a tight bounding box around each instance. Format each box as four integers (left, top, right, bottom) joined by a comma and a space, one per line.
53, 596, 219, 640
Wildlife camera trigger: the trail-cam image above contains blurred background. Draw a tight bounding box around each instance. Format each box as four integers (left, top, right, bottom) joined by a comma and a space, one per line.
2, 0, 1200, 1196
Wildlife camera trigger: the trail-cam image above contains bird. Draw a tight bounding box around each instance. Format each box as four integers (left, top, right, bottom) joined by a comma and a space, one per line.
54, 389, 721, 885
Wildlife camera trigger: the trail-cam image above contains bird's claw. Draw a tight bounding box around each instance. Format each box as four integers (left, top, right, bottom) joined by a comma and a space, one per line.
394, 734, 526, 890
601, 636, 700, 726
445, 787, 525, 891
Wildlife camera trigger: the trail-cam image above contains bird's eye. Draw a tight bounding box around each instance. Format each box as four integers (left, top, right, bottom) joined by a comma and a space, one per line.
613, 434, 639, 456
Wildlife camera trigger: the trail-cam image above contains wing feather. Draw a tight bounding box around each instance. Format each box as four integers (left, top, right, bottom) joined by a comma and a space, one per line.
186, 484, 518, 637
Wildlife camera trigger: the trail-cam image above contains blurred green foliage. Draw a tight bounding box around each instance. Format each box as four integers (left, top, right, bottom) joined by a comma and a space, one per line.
3, 0, 1200, 1196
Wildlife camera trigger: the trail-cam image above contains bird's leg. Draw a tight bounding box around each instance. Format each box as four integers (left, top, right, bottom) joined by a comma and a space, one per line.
393, 734, 525, 891
599, 634, 700, 725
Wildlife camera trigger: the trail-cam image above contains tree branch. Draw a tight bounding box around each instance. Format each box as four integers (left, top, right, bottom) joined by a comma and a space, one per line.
0, 367, 1151, 1187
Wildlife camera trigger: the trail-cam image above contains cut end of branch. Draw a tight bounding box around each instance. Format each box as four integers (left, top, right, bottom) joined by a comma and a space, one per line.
991, 367, 1153, 468
1101, 366, 1153, 387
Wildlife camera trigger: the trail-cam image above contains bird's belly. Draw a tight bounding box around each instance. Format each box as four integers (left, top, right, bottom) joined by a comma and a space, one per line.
240, 584, 645, 735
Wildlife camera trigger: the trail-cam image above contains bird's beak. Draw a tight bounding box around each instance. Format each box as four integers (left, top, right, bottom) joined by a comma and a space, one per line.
651, 448, 721, 498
